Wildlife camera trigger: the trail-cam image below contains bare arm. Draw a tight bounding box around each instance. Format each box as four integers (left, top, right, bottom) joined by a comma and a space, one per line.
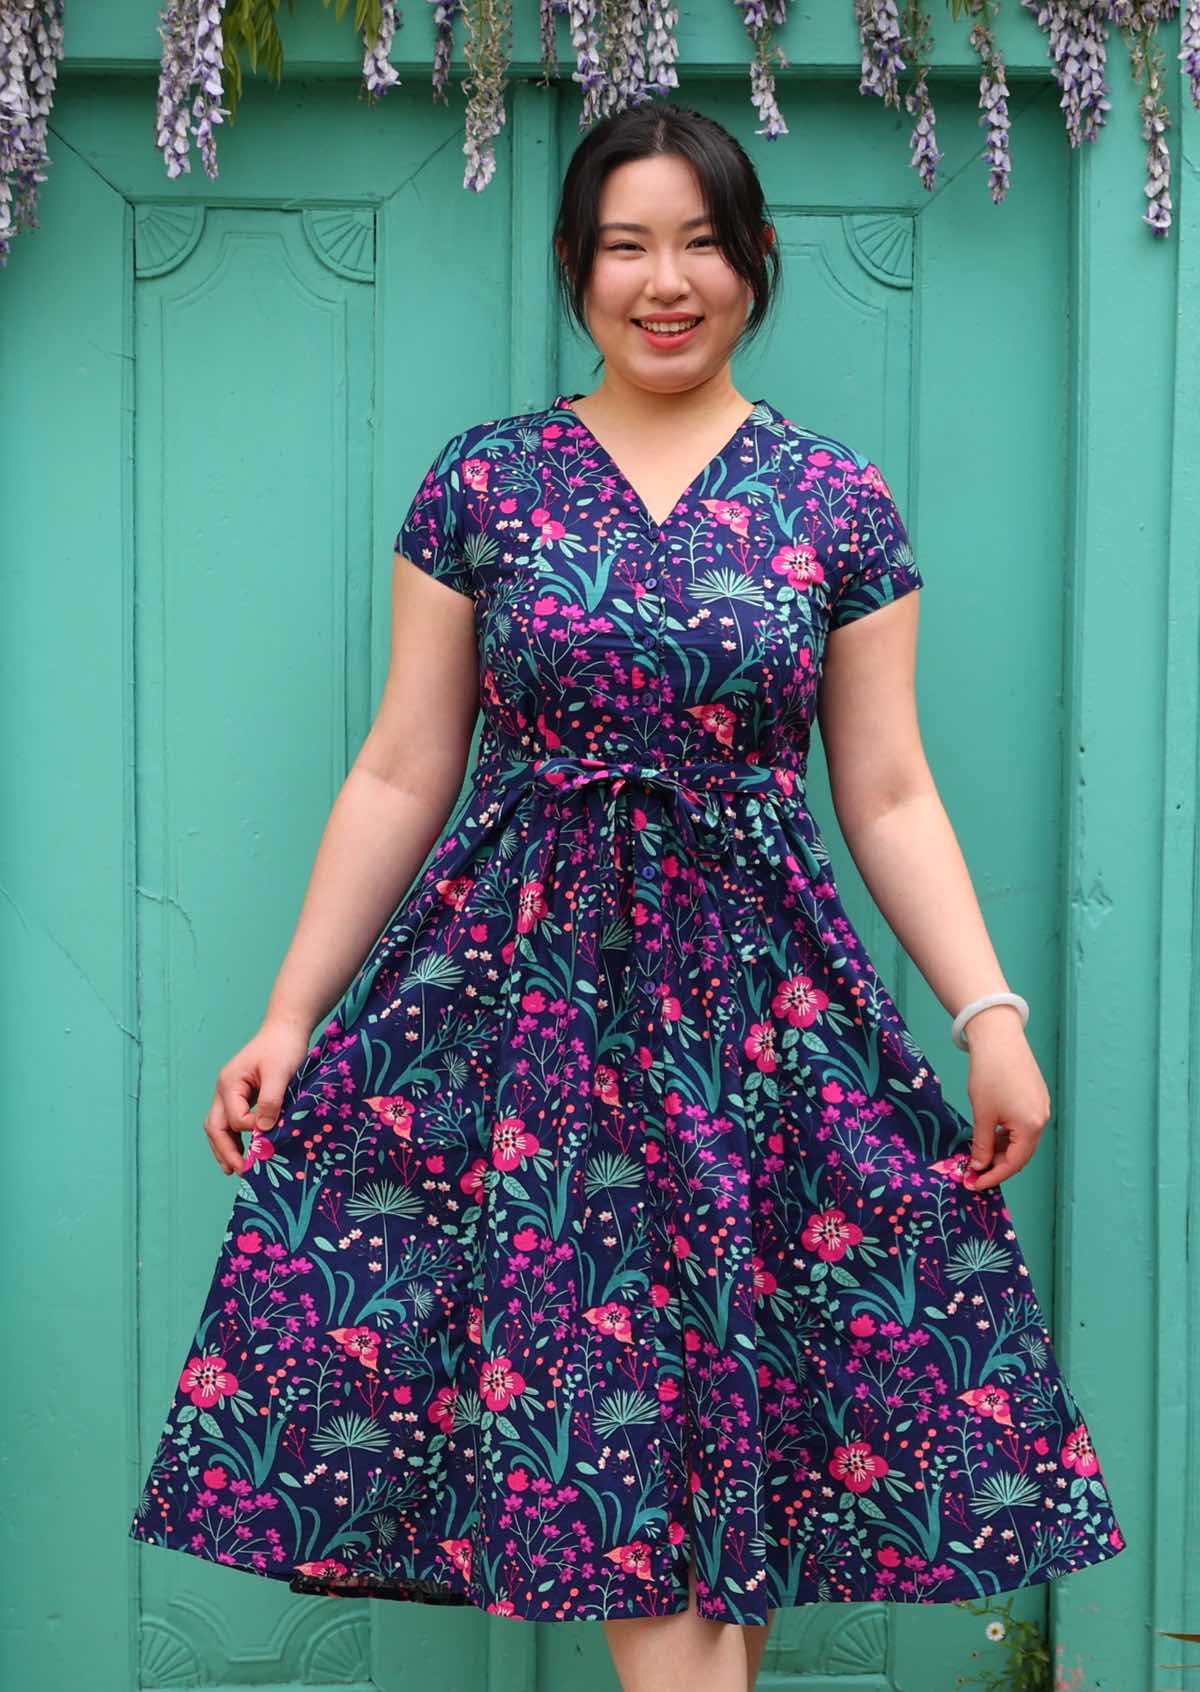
816, 590, 1051, 1189
815, 593, 1019, 1044
261, 554, 479, 1035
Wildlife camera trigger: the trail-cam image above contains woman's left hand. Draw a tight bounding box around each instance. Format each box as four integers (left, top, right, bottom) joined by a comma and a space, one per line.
963, 1008, 1053, 1191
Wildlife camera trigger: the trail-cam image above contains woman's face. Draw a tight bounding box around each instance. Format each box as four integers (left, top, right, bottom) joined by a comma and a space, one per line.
566, 153, 757, 395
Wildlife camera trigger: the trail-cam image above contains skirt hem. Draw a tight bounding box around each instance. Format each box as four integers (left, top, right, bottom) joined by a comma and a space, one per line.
129, 1527, 1126, 1623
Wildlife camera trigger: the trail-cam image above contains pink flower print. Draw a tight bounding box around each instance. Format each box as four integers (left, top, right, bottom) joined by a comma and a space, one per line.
593, 1064, 622, 1106
294, 1557, 350, 1580
437, 874, 475, 910
536, 712, 562, 750
1062, 1421, 1101, 1477
491, 1114, 542, 1172
603, 1540, 656, 1580
236, 1228, 264, 1254
769, 539, 826, 591
958, 1384, 1015, 1427
179, 1352, 239, 1408
850, 1313, 877, 1337
876, 1544, 903, 1569
517, 879, 550, 933
801, 1207, 865, 1262
328, 1324, 381, 1372
244, 1128, 275, 1170
829, 1440, 891, 1493
651, 982, 682, 1023
582, 1301, 634, 1343
487, 1599, 518, 1616
743, 1019, 778, 1073
460, 457, 490, 493
751, 1256, 777, 1299
366, 1094, 416, 1141
482, 670, 503, 708
202, 1464, 229, 1489
650, 1281, 672, 1308
860, 461, 893, 501
467, 1303, 483, 1346
685, 701, 737, 746
428, 1384, 459, 1433
531, 508, 567, 544
513, 1225, 540, 1251
441, 1536, 474, 1581
771, 972, 830, 1028
393, 1383, 413, 1403
507, 1466, 531, 1491
460, 1157, 490, 1202
480, 1354, 527, 1411
930, 1152, 977, 1184
698, 497, 751, 537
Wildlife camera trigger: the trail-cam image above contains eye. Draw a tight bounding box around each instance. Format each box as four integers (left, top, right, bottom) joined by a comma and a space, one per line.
604, 236, 718, 251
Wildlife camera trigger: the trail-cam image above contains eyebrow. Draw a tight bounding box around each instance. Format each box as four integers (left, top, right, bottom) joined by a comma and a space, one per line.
596, 216, 713, 233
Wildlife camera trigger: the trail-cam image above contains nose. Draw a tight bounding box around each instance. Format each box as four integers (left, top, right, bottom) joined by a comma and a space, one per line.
646, 247, 691, 302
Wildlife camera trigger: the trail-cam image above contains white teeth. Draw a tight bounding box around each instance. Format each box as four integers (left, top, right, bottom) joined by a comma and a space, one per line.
638, 318, 700, 334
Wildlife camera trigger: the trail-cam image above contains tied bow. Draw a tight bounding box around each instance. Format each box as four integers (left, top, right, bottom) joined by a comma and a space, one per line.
529, 753, 782, 865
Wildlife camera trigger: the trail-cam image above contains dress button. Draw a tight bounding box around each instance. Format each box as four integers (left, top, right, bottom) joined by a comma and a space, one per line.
645, 575, 658, 588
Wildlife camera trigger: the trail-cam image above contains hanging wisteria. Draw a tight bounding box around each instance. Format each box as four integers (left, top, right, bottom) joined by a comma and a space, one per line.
0, 0, 65, 267
1, 0, 1198, 268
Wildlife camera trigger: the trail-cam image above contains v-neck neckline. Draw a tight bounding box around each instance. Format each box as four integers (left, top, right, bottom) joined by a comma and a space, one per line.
552, 391, 769, 536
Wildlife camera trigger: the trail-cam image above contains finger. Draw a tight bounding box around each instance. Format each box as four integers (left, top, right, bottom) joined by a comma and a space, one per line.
206, 1094, 247, 1176
971, 1126, 1035, 1190
968, 1115, 997, 1175
252, 1079, 286, 1132
221, 1067, 260, 1133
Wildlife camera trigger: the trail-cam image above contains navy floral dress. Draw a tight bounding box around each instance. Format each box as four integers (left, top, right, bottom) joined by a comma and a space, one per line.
128, 393, 1127, 1624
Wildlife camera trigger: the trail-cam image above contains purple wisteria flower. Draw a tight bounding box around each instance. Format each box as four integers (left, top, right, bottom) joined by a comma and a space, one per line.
1020, 0, 1114, 145
154, 0, 230, 181
1182, 0, 1200, 102
732, 0, 791, 138
0, 0, 65, 270
1022, 0, 1180, 236
855, 0, 907, 104
963, 0, 1012, 203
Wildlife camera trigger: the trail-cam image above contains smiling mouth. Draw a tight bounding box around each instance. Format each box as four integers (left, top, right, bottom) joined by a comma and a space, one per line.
631, 316, 704, 332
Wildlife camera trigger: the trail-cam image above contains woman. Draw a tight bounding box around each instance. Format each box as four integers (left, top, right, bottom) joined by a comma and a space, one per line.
129, 102, 1125, 1691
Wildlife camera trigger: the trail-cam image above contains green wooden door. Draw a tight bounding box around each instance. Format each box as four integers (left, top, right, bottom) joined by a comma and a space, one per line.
2, 7, 1170, 1691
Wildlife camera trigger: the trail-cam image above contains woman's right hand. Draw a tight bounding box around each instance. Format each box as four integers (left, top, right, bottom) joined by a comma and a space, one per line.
203, 1013, 317, 1175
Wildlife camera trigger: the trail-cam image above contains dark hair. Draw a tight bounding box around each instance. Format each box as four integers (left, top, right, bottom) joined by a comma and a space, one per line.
553, 101, 782, 376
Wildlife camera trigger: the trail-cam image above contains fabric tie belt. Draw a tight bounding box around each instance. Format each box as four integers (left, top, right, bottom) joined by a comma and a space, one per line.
520, 752, 790, 866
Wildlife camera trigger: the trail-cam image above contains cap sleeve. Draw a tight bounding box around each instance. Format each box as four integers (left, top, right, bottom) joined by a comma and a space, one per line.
829, 458, 924, 628
395, 432, 475, 600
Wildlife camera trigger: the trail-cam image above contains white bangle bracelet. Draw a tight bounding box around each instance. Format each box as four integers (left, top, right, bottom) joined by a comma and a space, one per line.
950, 991, 1030, 1051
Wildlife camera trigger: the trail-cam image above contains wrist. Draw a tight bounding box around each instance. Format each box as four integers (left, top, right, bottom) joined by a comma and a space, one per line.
963, 1002, 1026, 1043
264, 1001, 320, 1036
